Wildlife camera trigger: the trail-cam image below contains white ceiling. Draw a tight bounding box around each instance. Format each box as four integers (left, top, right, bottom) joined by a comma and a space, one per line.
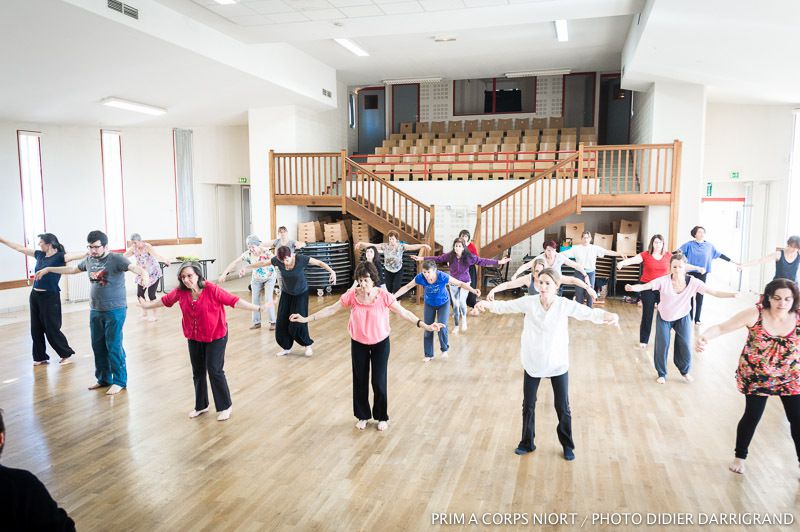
0, 0, 307, 127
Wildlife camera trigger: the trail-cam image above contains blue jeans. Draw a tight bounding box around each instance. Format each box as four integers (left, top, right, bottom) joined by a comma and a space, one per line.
423, 302, 450, 357
573, 270, 595, 307
251, 277, 277, 325
89, 307, 127, 387
653, 313, 692, 378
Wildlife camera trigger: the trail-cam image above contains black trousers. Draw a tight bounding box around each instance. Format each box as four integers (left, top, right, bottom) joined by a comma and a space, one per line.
466, 264, 478, 308
688, 271, 707, 323
384, 270, 404, 296
187, 333, 232, 412
136, 282, 158, 301
519, 371, 574, 452
29, 290, 74, 362
275, 291, 313, 349
639, 289, 661, 344
735, 394, 800, 462
351, 337, 390, 421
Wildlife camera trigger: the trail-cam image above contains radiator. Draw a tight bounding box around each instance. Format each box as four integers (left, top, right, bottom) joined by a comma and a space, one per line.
66, 262, 90, 302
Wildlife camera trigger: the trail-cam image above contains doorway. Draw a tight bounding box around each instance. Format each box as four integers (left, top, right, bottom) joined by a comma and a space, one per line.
599, 75, 631, 145
214, 184, 239, 277
357, 87, 386, 154
700, 198, 745, 291
391, 84, 419, 134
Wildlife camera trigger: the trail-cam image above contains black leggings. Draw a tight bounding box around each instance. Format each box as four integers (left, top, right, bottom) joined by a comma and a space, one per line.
735, 394, 800, 462
519, 371, 573, 452
187, 333, 232, 412
688, 271, 707, 323
639, 288, 660, 344
351, 337, 390, 421
275, 290, 313, 349
466, 264, 478, 308
384, 270, 404, 296
137, 282, 158, 301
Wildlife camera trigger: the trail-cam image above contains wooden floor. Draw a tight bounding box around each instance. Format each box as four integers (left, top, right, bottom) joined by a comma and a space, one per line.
0, 288, 798, 531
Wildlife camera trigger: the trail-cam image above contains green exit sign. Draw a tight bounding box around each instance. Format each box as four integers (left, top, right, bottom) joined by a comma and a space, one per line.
730, 171, 740, 179
705, 182, 713, 197
239, 177, 249, 184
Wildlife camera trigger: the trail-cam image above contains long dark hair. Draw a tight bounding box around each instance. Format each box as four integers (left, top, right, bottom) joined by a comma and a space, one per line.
363, 245, 381, 270
446, 238, 473, 266
762, 278, 799, 313
37, 233, 65, 253
647, 234, 665, 254
177, 262, 206, 291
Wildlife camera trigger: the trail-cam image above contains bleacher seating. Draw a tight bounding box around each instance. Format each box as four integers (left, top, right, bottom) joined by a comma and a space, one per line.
359, 120, 600, 181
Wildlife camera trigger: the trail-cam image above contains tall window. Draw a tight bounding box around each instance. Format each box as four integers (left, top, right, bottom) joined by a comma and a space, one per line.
173, 129, 196, 237
17, 131, 45, 276
789, 110, 800, 237
101, 130, 126, 250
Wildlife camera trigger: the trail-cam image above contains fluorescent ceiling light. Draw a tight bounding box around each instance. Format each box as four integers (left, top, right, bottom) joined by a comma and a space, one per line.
505, 69, 571, 78
214, 0, 237, 4
382, 77, 442, 85
334, 38, 369, 57
554, 19, 568, 42
101, 97, 167, 116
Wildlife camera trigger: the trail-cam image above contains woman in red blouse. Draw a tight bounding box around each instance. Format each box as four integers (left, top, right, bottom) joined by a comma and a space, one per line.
617, 234, 705, 349
140, 262, 271, 421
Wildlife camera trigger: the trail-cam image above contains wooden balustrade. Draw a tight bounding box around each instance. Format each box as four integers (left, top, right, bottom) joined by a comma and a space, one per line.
271, 151, 343, 196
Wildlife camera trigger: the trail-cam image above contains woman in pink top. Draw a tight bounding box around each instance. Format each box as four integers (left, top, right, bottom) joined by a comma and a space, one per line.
625, 253, 736, 384
290, 262, 443, 431
140, 262, 271, 421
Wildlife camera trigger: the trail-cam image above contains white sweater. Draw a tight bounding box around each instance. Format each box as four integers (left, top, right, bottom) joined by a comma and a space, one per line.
490, 295, 607, 377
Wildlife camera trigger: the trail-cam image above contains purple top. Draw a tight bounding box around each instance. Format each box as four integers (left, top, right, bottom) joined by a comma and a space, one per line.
424, 253, 498, 283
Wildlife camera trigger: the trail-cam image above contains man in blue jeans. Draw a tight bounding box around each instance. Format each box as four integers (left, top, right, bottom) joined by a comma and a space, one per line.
37, 230, 149, 395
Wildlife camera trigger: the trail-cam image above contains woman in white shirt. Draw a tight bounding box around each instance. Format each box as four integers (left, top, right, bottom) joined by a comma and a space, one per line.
511, 240, 588, 296
563, 231, 627, 307
476, 268, 619, 460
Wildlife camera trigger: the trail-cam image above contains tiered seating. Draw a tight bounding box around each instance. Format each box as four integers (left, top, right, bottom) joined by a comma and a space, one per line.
361, 121, 599, 181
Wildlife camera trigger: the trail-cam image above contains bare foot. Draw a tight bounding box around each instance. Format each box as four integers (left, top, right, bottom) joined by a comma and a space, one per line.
656, 377, 666, 384
106, 384, 124, 395
88, 382, 108, 390
729, 458, 745, 474
355, 419, 368, 430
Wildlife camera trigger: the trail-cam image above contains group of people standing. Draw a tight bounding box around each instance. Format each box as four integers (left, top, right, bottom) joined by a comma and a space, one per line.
2, 223, 798, 477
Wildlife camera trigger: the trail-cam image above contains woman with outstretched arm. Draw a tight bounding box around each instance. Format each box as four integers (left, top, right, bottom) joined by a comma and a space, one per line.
487, 258, 597, 300
290, 262, 444, 431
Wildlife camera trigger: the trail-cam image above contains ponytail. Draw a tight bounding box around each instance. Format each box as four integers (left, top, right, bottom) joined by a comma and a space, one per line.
37, 233, 65, 253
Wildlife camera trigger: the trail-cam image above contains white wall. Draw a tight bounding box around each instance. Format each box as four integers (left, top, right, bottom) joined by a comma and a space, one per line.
630, 85, 654, 144
0, 121, 248, 311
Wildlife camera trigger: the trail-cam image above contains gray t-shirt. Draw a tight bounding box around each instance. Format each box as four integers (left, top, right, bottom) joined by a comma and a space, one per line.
78, 253, 131, 311
273, 239, 297, 253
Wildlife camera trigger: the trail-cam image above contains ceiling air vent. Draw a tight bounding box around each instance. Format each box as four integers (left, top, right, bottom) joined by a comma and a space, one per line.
108, 0, 139, 20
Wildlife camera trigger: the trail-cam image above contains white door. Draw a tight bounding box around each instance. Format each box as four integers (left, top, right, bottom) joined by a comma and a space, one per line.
700, 199, 745, 290
214, 185, 238, 278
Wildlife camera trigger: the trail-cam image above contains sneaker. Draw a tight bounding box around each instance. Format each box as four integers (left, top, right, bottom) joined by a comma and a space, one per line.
304, 346, 313, 357
217, 407, 232, 421
59, 357, 73, 365
440, 351, 449, 360
250, 323, 262, 330
656, 376, 666, 384
269, 323, 276, 331
355, 419, 368, 430
106, 384, 124, 395
276, 349, 290, 357
682, 373, 694, 383
189, 407, 209, 418
514, 445, 535, 455
377, 421, 388, 431
563, 447, 575, 461
32, 360, 49, 366
423, 356, 432, 362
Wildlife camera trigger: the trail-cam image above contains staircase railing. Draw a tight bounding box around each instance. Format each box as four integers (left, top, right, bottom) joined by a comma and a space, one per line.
343, 159, 432, 244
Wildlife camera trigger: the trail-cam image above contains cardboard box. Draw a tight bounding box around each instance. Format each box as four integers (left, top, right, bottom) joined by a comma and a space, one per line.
616, 233, 638, 256
564, 223, 585, 241
298, 221, 322, 242
324, 221, 349, 243
620, 219, 640, 236
594, 233, 613, 250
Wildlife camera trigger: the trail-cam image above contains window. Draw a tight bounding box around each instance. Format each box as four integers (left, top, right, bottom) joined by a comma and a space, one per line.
17, 131, 45, 276
562, 73, 596, 127
789, 110, 800, 237
364, 94, 378, 110
173, 129, 196, 237
348, 93, 356, 128
100, 130, 126, 251
453, 77, 536, 116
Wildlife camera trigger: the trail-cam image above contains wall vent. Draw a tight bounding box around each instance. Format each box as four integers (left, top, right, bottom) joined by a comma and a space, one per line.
108, 0, 139, 20
322, 89, 332, 98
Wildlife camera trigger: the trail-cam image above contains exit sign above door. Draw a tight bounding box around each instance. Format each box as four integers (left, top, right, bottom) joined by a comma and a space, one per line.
730, 171, 740, 179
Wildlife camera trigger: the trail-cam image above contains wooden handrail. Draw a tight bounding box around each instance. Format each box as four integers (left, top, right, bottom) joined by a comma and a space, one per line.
346, 160, 431, 212
481, 154, 579, 211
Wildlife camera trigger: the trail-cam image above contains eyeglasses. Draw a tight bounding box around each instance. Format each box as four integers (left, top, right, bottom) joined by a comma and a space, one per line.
87, 244, 104, 250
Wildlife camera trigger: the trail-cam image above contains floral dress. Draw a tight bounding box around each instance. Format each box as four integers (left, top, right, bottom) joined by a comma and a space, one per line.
736, 305, 800, 396
134, 248, 162, 287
